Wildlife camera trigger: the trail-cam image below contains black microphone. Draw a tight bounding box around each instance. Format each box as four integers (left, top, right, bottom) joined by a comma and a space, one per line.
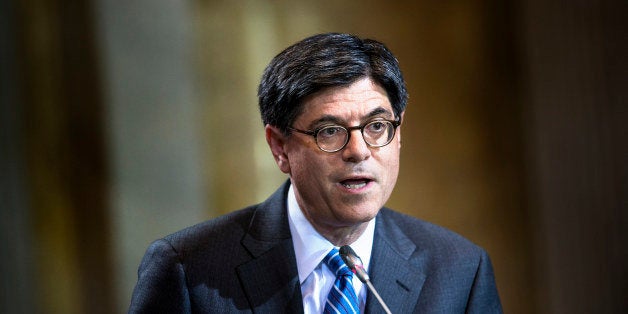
340, 245, 393, 314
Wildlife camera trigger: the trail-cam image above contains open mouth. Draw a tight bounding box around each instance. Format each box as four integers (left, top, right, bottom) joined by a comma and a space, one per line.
340, 178, 372, 189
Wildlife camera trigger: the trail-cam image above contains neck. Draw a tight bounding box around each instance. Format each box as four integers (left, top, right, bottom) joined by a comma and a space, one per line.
306, 216, 370, 247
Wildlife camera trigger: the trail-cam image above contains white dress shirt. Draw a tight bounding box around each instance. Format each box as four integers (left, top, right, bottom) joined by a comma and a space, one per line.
287, 184, 375, 313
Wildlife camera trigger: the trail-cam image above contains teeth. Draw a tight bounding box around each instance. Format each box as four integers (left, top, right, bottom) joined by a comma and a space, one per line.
342, 182, 367, 189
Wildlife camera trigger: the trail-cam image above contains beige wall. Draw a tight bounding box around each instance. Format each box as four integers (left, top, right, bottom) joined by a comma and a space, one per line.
194, 1, 532, 312
3, 0, 625, 313
195, 1, 532, 313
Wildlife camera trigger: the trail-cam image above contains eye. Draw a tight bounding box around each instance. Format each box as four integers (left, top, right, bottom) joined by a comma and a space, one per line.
317, 126, 344, 139
366, 121, 387, 133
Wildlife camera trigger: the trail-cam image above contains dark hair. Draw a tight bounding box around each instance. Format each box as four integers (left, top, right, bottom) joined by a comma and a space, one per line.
258, 33, 408, 133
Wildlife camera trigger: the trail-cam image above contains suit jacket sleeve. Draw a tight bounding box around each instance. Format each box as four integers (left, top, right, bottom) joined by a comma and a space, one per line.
466, 250, 502, 313
128, 239, 191, 313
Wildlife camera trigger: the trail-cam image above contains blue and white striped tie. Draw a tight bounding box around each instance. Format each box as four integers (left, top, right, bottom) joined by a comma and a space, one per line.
324, 248, 360, 314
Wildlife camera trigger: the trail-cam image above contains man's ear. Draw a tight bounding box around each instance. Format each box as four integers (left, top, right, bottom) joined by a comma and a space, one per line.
265, 125, 291, 174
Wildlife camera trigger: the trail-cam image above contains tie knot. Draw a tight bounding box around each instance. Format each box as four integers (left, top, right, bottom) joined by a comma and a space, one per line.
325, 248, 354, 277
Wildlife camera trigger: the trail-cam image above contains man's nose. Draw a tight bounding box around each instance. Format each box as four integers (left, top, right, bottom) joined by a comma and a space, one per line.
341, 130, 371, 162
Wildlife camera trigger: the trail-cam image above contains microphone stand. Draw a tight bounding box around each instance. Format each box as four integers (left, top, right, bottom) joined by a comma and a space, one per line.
340, 245, 393, 314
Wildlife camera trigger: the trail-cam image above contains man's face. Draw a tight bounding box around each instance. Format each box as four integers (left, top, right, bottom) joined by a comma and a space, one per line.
267, 77, 403, 233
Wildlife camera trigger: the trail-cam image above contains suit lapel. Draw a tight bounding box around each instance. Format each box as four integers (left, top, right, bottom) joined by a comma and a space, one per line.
236, 182, 304, 313
366, 209, 426, 313
235, 183, 427, 313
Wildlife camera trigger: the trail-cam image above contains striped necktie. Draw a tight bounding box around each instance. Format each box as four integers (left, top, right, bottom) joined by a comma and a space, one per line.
324, 248, 360, 314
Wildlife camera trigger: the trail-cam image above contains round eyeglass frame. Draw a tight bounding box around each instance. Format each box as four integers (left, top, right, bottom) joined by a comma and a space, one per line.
287, 118, 401, 153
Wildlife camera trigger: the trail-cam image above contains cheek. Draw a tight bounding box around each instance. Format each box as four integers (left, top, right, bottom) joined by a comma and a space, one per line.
290, 155, 336, 192
284, 142, 308, 175
288, 150, 322, 177
387, 161, 400, 186
381, 149, 401, 184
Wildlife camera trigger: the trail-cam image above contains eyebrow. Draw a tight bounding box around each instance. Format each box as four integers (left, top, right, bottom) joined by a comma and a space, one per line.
307, 107, 394, 129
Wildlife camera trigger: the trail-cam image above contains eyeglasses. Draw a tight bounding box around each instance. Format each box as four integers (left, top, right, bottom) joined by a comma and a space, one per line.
288, 118, 401, 153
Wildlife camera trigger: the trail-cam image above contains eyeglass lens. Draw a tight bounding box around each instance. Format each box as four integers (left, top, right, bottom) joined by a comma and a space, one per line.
316, 120, 395, 152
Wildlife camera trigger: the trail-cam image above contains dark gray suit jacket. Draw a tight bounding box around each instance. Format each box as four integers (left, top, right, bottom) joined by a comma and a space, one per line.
129, 182, 502, 313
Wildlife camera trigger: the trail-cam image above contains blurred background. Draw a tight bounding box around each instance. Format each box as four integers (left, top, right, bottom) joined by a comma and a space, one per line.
1, 0, 626, 313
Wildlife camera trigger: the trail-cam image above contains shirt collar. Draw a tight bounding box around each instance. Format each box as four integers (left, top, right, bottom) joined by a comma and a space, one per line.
287, 184, 375, 284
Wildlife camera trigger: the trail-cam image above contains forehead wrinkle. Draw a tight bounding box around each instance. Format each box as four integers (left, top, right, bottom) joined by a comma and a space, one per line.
307, 115, 344, 129
306, 106, 393, 130
366, 107, 393, 119
296, 78, 393, 129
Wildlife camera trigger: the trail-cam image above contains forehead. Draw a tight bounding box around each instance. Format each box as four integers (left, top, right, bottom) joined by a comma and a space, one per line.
296, 78, 393, 125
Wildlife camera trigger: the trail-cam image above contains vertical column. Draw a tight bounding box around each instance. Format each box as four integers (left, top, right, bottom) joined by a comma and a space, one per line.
94, 1, 207, 311
0, 0, 37, 312
519, 0, 628, 312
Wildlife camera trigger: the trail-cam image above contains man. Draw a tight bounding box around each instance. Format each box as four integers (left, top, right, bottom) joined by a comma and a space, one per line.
129, 33, 502, 313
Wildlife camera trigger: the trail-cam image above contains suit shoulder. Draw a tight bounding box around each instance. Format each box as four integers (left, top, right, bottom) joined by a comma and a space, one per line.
379, 208, 485, 257
159, 205, 258, 254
